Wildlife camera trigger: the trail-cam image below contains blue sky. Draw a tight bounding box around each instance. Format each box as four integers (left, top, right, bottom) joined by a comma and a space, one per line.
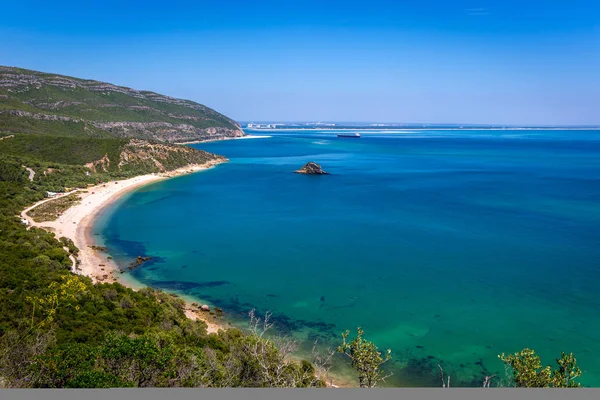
1, 1, 599, 125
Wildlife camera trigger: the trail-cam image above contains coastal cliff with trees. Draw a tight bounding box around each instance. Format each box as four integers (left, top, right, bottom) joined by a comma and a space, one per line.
0, 67, 583, 388
0, 66, 244, 143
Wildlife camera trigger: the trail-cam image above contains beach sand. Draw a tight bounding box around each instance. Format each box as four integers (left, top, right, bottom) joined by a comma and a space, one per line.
20, 160, 226, 334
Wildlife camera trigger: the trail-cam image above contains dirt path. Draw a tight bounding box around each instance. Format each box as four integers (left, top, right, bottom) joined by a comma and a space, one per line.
24, 166, 35, 181
21, 189, 81, 224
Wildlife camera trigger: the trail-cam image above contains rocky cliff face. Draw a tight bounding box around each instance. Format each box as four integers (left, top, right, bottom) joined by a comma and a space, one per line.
0, 66, 244, 142
117, 139, 227, 172
92, 121, 244, 143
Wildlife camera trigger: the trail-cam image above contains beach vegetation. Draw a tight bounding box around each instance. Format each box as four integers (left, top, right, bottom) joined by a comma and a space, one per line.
337, 327, 392, 388
27, 193, 82, 222
499, 348, 581, 388
59, 237, 79, 255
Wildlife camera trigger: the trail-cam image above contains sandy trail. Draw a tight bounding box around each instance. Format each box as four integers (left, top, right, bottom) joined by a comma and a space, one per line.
23, 166, 35, 181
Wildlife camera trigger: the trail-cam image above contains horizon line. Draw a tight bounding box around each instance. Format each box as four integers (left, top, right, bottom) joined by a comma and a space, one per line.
239, 121, 600, 128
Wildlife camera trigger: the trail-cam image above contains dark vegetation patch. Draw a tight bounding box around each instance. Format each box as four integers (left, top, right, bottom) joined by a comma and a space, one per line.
148, 280, 231, 291
27, 193, 82, 222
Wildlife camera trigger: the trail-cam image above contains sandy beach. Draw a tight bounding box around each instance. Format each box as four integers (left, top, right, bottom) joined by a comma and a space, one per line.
20, 160, 226, 333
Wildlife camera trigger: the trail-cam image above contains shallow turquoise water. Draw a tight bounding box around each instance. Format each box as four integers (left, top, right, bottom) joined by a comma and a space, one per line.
94, 130, 600, 386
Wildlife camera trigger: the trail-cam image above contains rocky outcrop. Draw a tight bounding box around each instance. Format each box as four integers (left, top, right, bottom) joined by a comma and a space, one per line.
81, 138, 226, 175
85, 154, 111, 173
117, 138, 227, 172
0, 109, 82, 122
295, 162, 329, 175
93, 121, 244, 143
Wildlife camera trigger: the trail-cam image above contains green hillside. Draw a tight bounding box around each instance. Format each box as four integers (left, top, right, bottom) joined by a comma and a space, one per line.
0, 66, 244, 142
0, 134, 224, 178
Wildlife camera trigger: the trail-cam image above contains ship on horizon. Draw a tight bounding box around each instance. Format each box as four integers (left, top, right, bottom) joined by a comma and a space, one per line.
337, 132, 361, 138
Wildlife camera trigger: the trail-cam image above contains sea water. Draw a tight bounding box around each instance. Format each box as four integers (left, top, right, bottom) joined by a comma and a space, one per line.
94, 129, 600, 386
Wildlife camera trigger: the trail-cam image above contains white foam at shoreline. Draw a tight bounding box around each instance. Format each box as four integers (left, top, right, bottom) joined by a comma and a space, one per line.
236, 135, 272, 139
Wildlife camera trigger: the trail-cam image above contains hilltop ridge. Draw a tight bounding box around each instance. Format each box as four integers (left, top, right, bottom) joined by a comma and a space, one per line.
0, 66, 244, 142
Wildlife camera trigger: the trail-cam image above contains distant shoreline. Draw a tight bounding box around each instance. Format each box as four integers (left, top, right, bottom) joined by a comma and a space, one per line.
244, 127, 600, 132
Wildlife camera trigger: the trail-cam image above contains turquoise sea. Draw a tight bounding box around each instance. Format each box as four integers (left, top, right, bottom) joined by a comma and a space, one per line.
94, 129, 600, 386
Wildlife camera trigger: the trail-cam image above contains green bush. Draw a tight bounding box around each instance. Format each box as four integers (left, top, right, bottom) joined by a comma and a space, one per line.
499, 349, 581, 388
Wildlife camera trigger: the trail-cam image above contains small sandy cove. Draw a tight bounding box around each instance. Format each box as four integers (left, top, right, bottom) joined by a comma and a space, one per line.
21, 160, 225, 333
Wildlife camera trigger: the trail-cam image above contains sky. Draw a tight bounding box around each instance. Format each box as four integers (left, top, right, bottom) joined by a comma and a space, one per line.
1, 1, 599, 125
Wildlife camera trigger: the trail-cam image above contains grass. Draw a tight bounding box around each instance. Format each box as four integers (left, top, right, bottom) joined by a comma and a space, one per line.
27, 193, 82, 222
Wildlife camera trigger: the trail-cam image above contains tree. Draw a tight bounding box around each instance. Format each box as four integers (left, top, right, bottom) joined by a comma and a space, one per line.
228, 310, 325, 388
499, 348, 582, 388
310, 340, 335, 386
0, 276, 87, 387
98, 332, 174, 387
337, 327, 391, 388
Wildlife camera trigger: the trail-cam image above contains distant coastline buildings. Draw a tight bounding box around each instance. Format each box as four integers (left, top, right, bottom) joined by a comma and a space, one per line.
241, 122, 597, 131
246, 122, 337, 129
246, 123, 280, 129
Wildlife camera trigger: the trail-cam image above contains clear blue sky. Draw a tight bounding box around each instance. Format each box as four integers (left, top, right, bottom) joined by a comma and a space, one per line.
1, 1, 599, 125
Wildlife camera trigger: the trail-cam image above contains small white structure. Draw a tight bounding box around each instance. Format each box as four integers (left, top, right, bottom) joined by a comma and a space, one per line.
20, 218, 29, 226
46, 191, 59, 197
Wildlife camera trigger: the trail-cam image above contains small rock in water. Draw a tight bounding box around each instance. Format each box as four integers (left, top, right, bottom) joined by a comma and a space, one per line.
200, 304, 210, 311
295, 162, 329, 175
